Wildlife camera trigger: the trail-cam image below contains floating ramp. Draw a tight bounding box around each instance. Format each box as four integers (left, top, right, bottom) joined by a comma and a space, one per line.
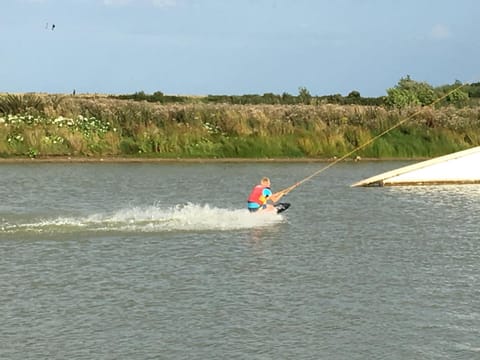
352, 146, 480, 187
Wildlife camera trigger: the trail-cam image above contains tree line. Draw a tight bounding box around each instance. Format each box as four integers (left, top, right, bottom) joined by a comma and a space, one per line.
110, 77, 480, 108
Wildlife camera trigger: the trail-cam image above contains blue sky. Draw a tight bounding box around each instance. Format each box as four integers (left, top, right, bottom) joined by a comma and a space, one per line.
1, 0, 479, 96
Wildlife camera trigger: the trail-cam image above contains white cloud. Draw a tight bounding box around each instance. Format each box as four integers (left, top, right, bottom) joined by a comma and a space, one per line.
17, 0, 48, 3
429, 24, 451, 40
102, 0, 178, 7
151, 0, 177, 7
103, 0, 132, 5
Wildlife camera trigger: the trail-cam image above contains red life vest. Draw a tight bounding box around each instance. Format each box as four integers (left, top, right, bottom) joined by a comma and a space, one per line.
247, 185, 269, 205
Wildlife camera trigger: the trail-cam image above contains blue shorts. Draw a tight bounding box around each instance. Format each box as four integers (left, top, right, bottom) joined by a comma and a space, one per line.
247, 202, 266, 212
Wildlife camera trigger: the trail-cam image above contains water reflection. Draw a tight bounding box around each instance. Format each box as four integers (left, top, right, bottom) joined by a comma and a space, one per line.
387, 184, 480, 212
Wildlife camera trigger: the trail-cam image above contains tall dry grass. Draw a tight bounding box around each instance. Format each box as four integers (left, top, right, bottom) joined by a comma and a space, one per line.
0, 93, 479, 158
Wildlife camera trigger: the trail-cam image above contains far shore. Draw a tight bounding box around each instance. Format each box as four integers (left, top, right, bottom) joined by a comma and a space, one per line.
0, 156, 427, 164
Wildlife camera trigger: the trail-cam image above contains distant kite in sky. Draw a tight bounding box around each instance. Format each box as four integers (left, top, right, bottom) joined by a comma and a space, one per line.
45, 22, 56, 31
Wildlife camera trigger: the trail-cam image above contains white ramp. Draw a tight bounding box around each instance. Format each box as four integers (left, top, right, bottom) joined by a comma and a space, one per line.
352, 146, 480, 187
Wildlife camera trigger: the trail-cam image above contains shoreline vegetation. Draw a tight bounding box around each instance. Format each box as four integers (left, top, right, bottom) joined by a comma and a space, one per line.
0, 156, 432, 163
1, 77, 479, 162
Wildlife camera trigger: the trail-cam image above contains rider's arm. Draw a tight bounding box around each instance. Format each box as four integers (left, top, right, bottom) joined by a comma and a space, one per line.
269, 191, 285, 203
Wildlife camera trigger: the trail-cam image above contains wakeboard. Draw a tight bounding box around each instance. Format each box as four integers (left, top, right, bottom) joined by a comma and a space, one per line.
274, 202, 291, 214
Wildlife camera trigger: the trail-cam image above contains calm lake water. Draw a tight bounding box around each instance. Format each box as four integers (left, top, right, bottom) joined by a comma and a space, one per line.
1, 161, 479, 359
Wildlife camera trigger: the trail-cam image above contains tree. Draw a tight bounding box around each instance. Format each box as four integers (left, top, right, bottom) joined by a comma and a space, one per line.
465, 82, 480, 98
152, 91, 165, 103
445, 89, 469, 107
385, 75, 437, 108
434, 81, 470, 107
385, 88, 420, 108
347, 90, 361, 98
298, 87, 312, 105
281, 92, 296, 105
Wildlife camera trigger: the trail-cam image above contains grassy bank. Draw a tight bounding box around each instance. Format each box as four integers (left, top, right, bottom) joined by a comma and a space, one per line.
0, 93, 479, 159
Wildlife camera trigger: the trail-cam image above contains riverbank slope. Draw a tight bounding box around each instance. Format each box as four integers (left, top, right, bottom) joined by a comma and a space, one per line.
1, 93, 479, 160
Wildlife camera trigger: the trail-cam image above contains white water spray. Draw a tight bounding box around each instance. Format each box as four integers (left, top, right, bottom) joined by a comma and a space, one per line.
2, 203, 286, 234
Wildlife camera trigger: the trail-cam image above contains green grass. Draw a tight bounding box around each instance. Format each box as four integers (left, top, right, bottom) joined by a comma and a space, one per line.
0, 93, 479, 159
